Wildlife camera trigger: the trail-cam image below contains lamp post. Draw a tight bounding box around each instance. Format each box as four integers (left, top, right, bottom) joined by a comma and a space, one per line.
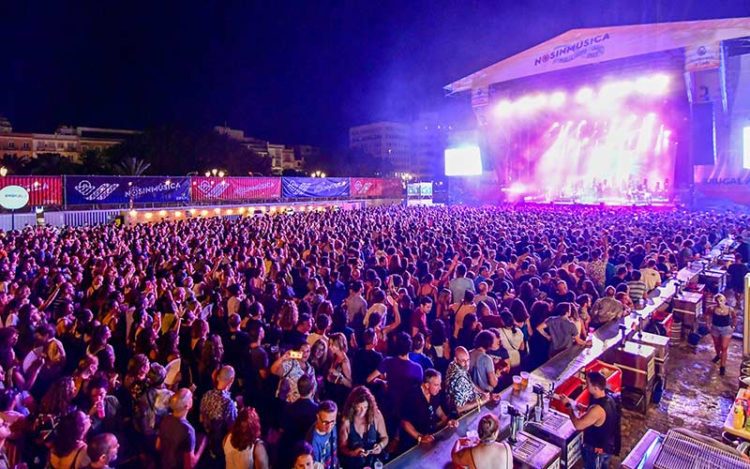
0, 167, 7, 177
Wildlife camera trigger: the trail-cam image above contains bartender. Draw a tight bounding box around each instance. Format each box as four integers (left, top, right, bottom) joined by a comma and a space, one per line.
560, 371, 620, 469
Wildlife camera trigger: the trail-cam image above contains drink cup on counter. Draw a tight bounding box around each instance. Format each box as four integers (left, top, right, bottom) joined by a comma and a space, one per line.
500, 400, 509, 415
512, 375, 522, 393
520, 372, 530, 389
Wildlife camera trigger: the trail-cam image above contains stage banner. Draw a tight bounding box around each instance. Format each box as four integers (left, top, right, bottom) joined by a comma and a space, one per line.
282, 177, 350, 198
66, 176, 191, 205
0, 176, 63, 206
350, 178, 384, 197
191, 177, 281, 202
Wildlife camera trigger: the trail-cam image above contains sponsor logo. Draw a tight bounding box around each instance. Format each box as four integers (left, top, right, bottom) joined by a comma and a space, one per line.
534, 33, 610, 66
74, 180, 119, 201
124, 180, 187, 200
702, 177, 750, 185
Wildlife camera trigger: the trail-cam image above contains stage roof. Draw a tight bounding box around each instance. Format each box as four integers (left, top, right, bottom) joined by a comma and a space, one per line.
445, 17, 750, 95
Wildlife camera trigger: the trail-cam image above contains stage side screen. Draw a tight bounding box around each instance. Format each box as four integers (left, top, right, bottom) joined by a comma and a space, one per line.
445, 146, 483, 176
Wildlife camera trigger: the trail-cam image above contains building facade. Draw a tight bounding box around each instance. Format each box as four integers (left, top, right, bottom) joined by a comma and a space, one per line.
349, 121, 412, 175
214, 126, 311, 175
0, 118, 137, 162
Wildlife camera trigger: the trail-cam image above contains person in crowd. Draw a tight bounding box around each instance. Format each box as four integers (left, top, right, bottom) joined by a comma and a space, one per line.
451, 414, 513, 469
48, 410, 91, 469
537, 303, 590, 358
452, 291, 477, 340
351, 328, 382, 386
560, 372, 620, 469
325, 333, 353, 406
409, 333, 435, 373
469, 331, 501, 393
726, 253, 749, 309
589, 286, 624, 328
640, 259, 662, 292
497, 311, 524, 370
338, 386, 388, 468
81, 433, 119, 469
271, 342, 315, 404
222, 407, 269, 469
367, 332, 422, 434
279, 375, 319, 468
291, 441, 315, 469
449, 265, 475, 312
157, 388, 207, 469
708, 293, 737, 376
400, 369, 458, 449
306, 400, 339, 469
200, 365, 238, 462
626, 271, 648, 306
445, 347, 496, 415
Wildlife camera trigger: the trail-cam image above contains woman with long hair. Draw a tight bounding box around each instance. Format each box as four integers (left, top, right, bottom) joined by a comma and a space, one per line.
48, 410, 91, 469
223, 407, 269, 469
326, 333, 352, 406
708, 293, 736, 375
339, 386, 388, 468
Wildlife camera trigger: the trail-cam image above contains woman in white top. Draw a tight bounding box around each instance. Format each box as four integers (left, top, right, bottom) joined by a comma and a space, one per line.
498, 311, 525, 369
451, 414, 513, 469
223, 407, 269, 469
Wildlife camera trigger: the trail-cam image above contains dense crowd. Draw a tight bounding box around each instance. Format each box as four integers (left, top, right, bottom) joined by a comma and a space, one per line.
0, 205, 746, 469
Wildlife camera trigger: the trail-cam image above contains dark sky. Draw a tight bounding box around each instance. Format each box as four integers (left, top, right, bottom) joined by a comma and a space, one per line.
1, 1, 748, 149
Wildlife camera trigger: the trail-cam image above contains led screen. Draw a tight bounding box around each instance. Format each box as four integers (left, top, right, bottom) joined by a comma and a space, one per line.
445, 146, 482, 176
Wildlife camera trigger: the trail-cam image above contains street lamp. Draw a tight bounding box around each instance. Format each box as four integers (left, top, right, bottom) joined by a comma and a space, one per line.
218, 170, 226, 178
211, 168, 218, 176
204, 171, 211, 177
0, 167, 7, 177
311, 170, 326, 178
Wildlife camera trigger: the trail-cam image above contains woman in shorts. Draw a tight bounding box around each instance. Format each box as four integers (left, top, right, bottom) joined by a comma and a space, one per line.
709, 293, 736, 376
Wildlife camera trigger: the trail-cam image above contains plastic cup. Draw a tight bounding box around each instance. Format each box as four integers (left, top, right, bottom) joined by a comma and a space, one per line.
500, 400, 509, 415
512, 375, 522, 393
520, 372, 530, 389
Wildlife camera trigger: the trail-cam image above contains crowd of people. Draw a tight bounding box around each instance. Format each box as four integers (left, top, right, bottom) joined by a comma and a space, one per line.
0, 205, 745, 469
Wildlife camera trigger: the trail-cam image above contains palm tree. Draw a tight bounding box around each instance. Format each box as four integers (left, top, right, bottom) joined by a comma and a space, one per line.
116, 157, 151, 176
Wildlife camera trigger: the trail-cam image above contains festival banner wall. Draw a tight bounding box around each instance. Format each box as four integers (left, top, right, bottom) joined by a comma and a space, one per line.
0, 176, 63, 206
350, 178, 384, 197
65, 176, 191, 205
382, 179, 403, 198
282, 177, 350, 198
191, 177, 281, 202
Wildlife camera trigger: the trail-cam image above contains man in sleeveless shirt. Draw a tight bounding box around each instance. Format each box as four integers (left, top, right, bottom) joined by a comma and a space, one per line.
560, 371, 620, 469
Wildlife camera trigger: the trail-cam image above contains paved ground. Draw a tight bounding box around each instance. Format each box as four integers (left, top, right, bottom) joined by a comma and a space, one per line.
614, 333, 744, 465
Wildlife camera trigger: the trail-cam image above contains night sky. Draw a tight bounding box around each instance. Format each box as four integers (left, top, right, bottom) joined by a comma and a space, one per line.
1, 1, 748, 149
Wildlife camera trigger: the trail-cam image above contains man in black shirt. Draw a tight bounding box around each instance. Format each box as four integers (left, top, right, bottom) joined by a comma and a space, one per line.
727, 253, 749, 308
550, 280, 575, 305
223, 314, 249, 386
351, 328, 383, 386
279, 375, 319, 468
562, 372, 620, 469
400, 369, 457, 450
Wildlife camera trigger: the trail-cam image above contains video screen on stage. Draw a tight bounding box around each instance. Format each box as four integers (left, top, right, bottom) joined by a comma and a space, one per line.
444, 146, 482, 176
492, 73, 679, 204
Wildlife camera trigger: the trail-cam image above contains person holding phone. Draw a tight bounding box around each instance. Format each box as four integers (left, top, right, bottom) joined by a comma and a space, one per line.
270, 343, 315, 404
338, 386, 388, 468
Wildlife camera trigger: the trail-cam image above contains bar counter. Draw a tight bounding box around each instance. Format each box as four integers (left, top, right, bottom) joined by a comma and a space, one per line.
386, 281, 678, 468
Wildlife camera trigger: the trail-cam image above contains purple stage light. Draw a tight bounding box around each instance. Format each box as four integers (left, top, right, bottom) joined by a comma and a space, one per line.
575, 87, 594, 104
493, 99, 513, 118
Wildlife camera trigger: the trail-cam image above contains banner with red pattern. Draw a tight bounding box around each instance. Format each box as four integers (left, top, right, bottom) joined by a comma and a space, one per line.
350, 178, 403, 198
0, 176, 63, 206
190, 177, 281, 202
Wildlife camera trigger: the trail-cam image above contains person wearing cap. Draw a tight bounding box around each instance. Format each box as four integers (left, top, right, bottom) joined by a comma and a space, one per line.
81, 433, 119, 469
199, 365, 238, 462
157, 388, 206, 469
